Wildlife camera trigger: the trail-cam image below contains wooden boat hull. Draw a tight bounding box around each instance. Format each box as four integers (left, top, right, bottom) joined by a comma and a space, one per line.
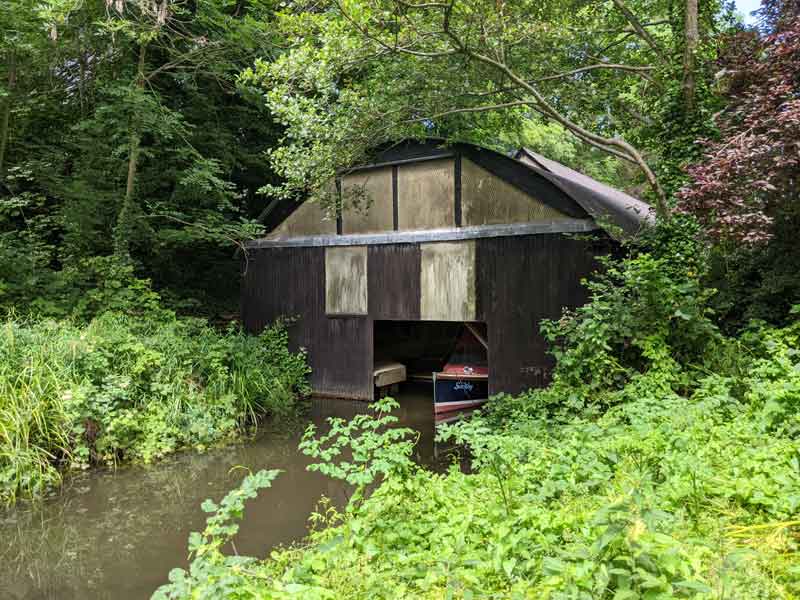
433, 372, 488, 414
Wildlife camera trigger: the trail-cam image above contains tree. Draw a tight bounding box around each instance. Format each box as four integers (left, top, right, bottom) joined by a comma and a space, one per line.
0, 1, 52, 179
682, 0, 700, 112
245, 0, 728, 217
0, 0, 282, 315
678, 7, 800, 243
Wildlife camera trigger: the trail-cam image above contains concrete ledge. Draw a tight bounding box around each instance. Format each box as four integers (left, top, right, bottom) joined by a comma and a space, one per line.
249, 220, 599, 249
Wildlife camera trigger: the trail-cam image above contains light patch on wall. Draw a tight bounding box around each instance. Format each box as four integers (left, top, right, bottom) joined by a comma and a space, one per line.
341, 167, 394, 234
325, 246, 368, 315
420, 241, 476, 321
268, 201, 336, 239
461, 159, 569, 226
398, 158, 455, 230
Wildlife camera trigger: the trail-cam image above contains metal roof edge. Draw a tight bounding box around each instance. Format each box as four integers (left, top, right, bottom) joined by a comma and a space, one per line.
345, 151, 456, 173
246, 220, 600, 249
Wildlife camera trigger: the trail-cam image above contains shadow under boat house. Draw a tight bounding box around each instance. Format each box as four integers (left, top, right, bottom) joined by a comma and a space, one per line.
241, 140, 653, 401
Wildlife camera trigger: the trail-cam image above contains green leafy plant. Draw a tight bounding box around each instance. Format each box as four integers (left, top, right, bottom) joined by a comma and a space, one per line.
299, 396, 417, 509
160, 352, 800, 598
153, 469, 282, 600
0, 314, 309, 505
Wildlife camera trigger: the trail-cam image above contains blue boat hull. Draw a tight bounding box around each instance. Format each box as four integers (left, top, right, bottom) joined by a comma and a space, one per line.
433, 373, 489, 414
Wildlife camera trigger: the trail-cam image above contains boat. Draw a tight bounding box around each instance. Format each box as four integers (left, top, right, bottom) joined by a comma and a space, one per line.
434, 406, 480, 424
433, 324, 489, 416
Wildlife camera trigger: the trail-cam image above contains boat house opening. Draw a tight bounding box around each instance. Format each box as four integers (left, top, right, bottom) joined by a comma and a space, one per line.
241, 139, 652, 401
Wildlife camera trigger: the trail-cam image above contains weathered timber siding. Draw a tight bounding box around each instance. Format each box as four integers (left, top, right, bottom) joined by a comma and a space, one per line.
242, 233, 604, 400
419, 241, 476, 321
461, 159, 570, 226
267, 201, 336, 239
397, 159, 455, 230
341, 167, 394, 234
368, 244, 421, 320
242, 246, 372, 400
476, 233, 598, 396
311, 315, 372, 400
241, 247, 318, 346
325, 246, 368, 315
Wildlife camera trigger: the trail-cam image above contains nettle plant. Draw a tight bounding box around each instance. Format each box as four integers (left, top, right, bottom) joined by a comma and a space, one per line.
516, 217, 728, 417
299, 397, 418, 509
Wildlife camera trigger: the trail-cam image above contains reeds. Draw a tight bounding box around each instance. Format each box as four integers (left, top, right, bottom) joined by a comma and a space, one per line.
0, 313, 308, 505
0, 319, 75, 503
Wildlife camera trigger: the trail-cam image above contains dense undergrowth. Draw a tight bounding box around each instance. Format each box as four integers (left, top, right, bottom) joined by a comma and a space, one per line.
155, 218, 800, 599
0, 309, 309, 505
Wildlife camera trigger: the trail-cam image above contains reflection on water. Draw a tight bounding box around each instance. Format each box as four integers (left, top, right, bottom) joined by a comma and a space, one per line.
0, 384, 440, 600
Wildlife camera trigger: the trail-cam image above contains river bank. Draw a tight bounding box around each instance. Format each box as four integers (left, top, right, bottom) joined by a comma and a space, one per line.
0, 312, 309, 506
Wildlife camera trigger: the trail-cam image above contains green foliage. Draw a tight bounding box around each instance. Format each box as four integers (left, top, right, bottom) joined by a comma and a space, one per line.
506, 119, 635, 192
0, 0, 280, 318
705, 213, 800, 329
528, 218, 720, 416
159, 333, 800, 598
0, 171, 170, 318
742, 317, 800, 437
153, 468, 282, 600
299, 396, 417, 508
240, 0, 742, 214
61, 256, 166, 321
0, 313, 308, 505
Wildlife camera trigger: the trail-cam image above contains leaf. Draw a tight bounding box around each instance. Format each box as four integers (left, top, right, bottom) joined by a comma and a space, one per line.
674, 580, 712, 593
503, 558, 517, 577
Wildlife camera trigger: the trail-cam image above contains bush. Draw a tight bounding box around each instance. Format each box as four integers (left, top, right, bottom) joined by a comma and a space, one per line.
511, 221, 721, 419
0, 312, 309, 505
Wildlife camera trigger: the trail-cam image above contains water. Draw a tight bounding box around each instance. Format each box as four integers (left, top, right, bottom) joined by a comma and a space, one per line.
0, 384, 443, 600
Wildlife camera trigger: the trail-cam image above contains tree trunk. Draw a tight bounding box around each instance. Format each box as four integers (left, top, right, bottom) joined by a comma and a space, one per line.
0, 52, 16, 178
682, 0, 699, 113
114, 43, 147, 259
77, 32, 87, 116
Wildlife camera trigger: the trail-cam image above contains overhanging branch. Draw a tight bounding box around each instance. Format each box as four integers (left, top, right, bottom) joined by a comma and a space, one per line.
611, 0, 669, 64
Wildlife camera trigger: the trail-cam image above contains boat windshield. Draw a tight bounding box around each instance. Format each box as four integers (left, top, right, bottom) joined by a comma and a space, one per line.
445, 327, 487, 369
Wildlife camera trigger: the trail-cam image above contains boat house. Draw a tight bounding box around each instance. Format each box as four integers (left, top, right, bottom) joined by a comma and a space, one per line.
241, 140, 652, 401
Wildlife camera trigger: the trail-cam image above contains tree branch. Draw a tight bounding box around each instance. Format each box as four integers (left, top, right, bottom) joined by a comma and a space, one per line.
335, 0, 457, 58
412, 100, 534, 119
587, 19, 670, 33
611, 0, 670, 64
534, 63, 656, 84
460, 46, 668, 214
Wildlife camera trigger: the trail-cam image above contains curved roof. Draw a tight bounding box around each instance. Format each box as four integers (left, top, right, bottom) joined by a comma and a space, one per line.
366, 139, 654, 235
257, 139, 654, 245
514, 148, 655, 236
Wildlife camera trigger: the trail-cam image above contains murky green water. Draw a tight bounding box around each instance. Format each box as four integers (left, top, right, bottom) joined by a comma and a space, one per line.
0, 385, 441, 600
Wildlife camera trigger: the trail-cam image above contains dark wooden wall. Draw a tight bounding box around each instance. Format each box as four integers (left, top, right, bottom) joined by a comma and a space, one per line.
242, 233, 605, 400
368, 244, 420, 320
476, 234, 599, 396
241, 246, 372, 400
